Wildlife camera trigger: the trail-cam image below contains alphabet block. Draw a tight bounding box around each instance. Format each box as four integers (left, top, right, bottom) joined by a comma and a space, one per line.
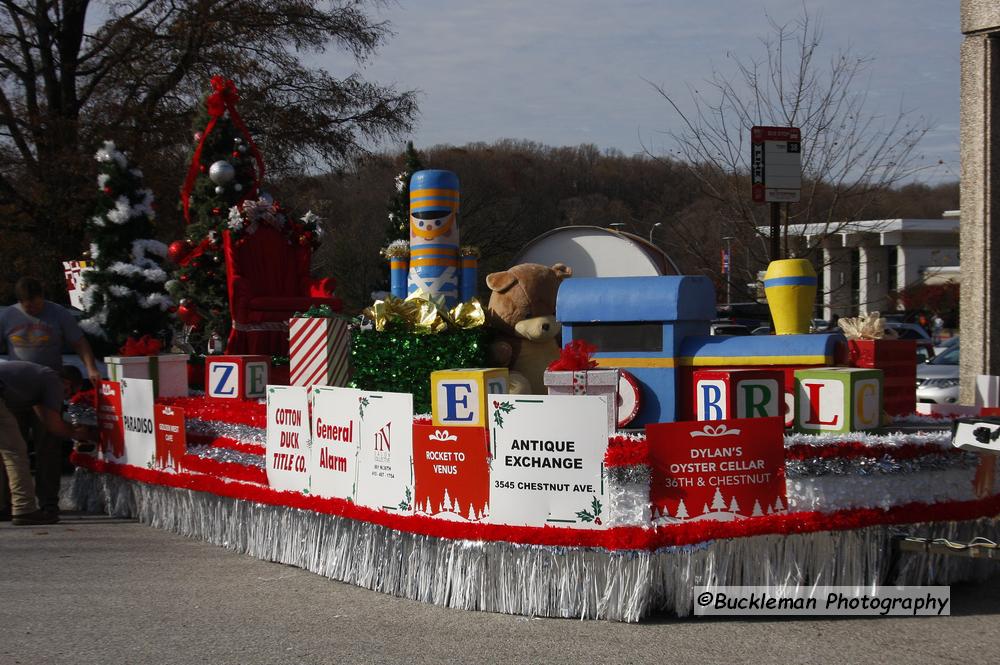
794, 367, 883, 434
431, 368, 508, 427
693, 369, 785, 422
206, 355, 271, 400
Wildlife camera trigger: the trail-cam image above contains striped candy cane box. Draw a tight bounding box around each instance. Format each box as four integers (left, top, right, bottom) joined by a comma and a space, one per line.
288, 316, 351, 388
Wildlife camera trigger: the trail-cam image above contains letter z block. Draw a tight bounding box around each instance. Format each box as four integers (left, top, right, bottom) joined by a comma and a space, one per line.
206, 355, 271, 400
431, 368, 509, 427
794, 367, 883, 434
693, 369, 785, 421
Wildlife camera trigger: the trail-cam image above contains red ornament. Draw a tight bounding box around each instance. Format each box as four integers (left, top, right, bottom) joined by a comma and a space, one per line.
199, 163, 208, 173
179, 273, 190, 282
211, 208, 221, 215
103, 186, 113, 195
167, 239, 192, 264
232, 151, 240, 158
177, 303, 202, 326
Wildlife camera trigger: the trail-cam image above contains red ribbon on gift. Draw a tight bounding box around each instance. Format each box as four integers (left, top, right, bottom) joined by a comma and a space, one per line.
180, 76, 266, 224
547, 339, 598, 372
119, 335, 163, 357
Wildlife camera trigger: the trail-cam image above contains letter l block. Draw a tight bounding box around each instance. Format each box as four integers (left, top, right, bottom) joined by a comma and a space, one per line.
794, 367, 883, 434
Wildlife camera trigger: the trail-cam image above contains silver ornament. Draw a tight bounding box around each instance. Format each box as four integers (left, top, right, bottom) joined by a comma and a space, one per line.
215, 185, 225, 194
238, 144, 248, 153
233, 183, 243, 192
233, 137, 243, 145
208, 160, 235, 185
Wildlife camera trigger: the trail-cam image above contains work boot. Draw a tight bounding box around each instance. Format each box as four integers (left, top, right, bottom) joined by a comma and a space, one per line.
12, 509, 59, 526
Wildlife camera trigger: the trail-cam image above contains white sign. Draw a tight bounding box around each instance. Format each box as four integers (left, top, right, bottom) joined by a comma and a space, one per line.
120, 378, 156, 468
751, 126, 801, 203
310, 387, 362, 501
354, 390, 415, 514
266, 385, 311, 493
953, 419, 1000, 455
487, 395, 610, 529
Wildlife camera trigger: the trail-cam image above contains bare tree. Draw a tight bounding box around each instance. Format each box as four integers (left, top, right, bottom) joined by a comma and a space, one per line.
646, 8, 931, 302
0, 0, 416, 297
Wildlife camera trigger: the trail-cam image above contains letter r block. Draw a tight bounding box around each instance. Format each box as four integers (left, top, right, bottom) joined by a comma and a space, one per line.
692, 369, 785, 422
206, 355, 272, 401
794, 367, 883, 434
431, 368, 509, 427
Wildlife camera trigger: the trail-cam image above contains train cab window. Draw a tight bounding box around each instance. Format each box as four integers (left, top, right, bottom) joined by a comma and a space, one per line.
571, 323, 662, 353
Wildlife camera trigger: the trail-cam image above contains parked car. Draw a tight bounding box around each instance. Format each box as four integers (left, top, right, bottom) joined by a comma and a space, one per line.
916, 345, 960, 404
751, 325, 772, 335
884, 321, 936, 362
710, 323, 752, 336
934, 335, 959, 356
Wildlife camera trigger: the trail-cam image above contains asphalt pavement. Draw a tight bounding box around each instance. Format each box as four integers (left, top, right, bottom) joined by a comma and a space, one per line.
2, 512, 999, 665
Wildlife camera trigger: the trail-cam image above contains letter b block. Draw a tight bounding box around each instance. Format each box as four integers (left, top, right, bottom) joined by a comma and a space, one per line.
693, 369, 785, 421
794, 367, 883, 434
206, 355, 271, 400
431, 368, 509, 427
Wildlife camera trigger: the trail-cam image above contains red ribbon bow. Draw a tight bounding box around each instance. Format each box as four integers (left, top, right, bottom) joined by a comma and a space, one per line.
119, 335, 163, 357
547, 339, 598, 371
181, 76, 266, 224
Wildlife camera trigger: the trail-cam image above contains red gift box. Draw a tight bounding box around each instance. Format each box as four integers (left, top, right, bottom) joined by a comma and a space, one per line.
847, 339, 916, 416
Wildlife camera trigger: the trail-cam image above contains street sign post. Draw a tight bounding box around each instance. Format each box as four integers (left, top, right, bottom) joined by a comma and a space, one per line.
751, 126, 801, 262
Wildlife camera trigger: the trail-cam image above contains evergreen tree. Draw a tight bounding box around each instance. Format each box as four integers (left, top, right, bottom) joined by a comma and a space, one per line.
751, 500, 764, 517
384, 141, 425, 245
169, 78, 262, 351
711, 487, 727, 512
728, 496, 741, 514
675, 499, 689, 520
80, 141, 172, 350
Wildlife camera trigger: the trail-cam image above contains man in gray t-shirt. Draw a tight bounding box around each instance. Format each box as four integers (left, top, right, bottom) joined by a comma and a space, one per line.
0, 361, 87, 525
0, 276, 101, 514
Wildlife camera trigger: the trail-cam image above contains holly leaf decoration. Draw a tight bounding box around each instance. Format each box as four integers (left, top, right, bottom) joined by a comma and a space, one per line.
397, 486, 412, 511
492, 400, 515, 428
575, 496, 603, 524
358, 396, 370, 419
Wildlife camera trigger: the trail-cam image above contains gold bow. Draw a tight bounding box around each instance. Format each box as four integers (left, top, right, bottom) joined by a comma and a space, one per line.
837, 312, 885, 340
363, 294, 485, 334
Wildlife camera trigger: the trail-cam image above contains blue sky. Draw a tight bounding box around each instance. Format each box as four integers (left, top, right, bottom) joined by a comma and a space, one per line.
327, 1, 960, 183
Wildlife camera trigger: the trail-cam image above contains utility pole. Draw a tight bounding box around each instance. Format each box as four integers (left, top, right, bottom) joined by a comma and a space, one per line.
722, 236, 734, 306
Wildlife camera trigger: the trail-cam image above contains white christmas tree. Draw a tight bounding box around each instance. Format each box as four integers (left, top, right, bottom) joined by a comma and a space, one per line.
442, 488, 452, 512
774, 496, 785, 512
482, 503, 490, 517
728, 496, 741, 514
468, 504, 476, 521
766, 505, 773, 515
751, 499, 764, 517
453, 499, 462, 516
660, 505, 670, 519
702, 503, 711, 515
711, 487, 726, 512
675, 499, 689, 520
425, 498, 432, 514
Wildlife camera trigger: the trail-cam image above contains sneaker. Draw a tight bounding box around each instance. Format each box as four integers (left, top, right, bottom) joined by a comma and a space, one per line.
12, 509, 59, 526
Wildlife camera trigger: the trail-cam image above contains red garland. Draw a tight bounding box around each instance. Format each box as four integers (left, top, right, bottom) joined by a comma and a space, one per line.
605, 436, 649, 468
119, 335, 163, 357
178, 453, 268, 485
157, 396, 266, 428
180, 76, 266, 224
71, 452, 1000, 552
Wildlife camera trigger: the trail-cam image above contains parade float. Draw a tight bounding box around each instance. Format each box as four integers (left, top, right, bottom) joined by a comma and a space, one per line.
67, 81, 1000, 622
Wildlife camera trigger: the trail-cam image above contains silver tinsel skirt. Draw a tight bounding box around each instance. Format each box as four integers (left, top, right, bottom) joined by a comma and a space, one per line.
71, 468, 998, 622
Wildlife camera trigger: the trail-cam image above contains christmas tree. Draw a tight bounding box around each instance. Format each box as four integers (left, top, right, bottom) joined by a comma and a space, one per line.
80, 141, 172, 350
168, 77, 264, 352
384, 141, 425, 245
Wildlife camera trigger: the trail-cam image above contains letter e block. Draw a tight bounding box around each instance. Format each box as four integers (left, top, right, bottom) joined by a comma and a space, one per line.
794, 367, 883, 434
431, 368, 508, 427
206, 355, 272, 400
693, 369, 785, 421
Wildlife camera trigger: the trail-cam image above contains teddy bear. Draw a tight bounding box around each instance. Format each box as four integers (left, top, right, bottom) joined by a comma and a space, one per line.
486, 262, 572, 394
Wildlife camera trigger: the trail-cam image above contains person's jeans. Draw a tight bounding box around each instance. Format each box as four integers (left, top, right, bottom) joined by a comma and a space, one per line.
0, 400, 37, 515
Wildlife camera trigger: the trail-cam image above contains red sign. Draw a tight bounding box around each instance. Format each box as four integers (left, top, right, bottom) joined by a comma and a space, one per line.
154, 404, 187, 471
413, 424, 490, 521
646, 417, 786, 523
97, 380, 125, 458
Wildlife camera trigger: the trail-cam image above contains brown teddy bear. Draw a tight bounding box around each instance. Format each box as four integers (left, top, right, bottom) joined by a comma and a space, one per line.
486, 262, 572, 394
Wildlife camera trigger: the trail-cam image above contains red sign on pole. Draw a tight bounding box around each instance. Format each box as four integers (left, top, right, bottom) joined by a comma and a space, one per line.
646, 417, 786, 523
413, 424, 490, 521
97, 380, 125, 459
751, 126, 801, 203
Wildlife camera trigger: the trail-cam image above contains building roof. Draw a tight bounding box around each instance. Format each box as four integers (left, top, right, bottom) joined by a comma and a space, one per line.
767, 218, 959, 247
